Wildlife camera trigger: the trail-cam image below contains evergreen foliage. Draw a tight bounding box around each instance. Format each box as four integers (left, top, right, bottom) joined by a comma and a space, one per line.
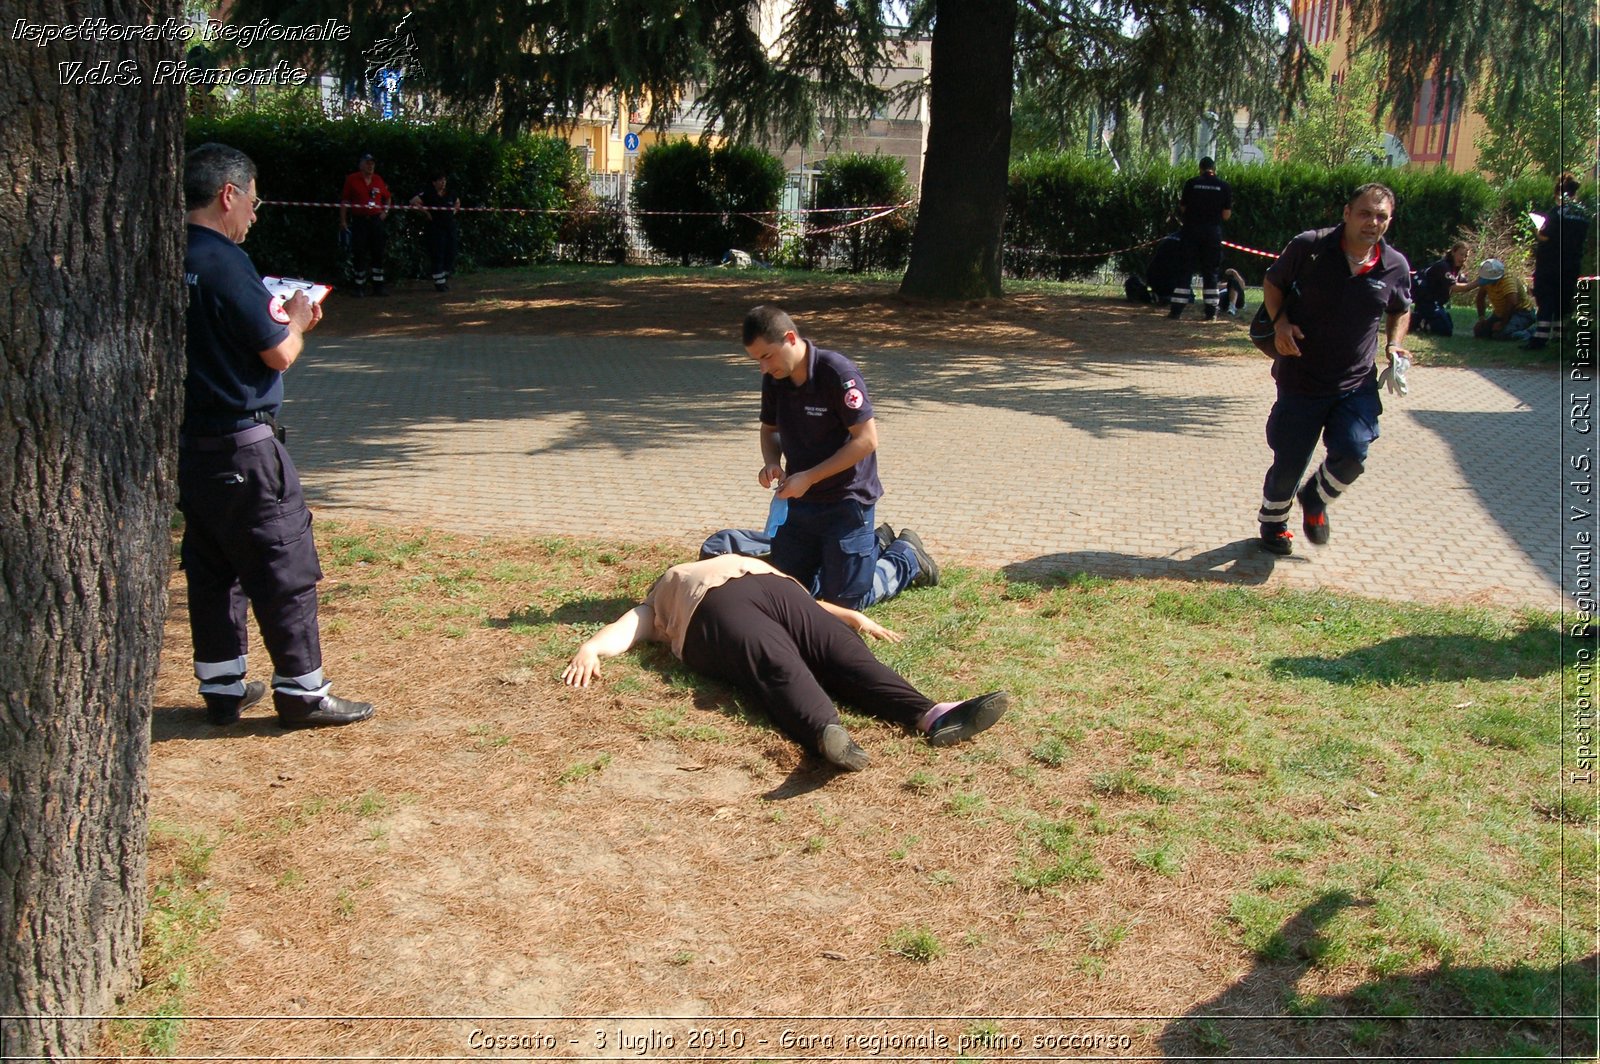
807, 153, 918, 273
630, 140, 785, 264
186, 104, 579, 282
1008, 156, 1503, 284
1473, 78, 1599, 183
1270, 45, 1389, 168
220, 0, 1589, 299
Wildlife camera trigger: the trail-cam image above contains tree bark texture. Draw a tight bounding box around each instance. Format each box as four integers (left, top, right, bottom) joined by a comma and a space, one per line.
899, 0, 1018, 301
0, 2, 185, 1055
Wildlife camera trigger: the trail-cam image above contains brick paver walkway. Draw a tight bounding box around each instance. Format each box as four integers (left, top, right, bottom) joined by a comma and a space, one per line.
289, 334, 1564, 608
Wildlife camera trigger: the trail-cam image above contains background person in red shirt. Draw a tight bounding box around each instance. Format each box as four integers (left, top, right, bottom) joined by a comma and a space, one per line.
339, 151, 391, 296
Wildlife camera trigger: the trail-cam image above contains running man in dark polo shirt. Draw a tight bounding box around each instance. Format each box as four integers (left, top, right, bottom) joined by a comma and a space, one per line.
744, 306, 935, 609
1170, 157, 1233, 321
1256, 183, 1412, 555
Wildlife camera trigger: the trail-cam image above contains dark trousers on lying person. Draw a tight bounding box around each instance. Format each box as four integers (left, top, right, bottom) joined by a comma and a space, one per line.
680, 573, 931, 754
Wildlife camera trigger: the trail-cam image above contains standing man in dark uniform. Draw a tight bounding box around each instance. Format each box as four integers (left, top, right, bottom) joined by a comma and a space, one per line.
1171, 157, 1233, 321
409, 170, 460, 293
182, 142, 374, 728
1526, 172, 1592, 351
743, 305, 934, 610
1255, 183, 1412, 555
339, 151, 391, 296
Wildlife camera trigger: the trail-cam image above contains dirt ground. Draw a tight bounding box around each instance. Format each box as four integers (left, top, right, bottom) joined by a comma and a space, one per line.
315, 267, 1264, 359
132, 273, 1566, 1061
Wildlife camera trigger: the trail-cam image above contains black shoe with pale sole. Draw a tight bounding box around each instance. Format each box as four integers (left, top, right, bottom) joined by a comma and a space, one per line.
926, 691, 1009, 747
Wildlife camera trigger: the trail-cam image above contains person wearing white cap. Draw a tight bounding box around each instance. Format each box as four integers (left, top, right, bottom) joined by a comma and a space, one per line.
1472, 258, 1535, 341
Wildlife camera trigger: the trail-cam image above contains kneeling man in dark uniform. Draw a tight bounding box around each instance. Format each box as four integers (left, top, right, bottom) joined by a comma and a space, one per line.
181, 143, 374, 728
743, 306, 935, 610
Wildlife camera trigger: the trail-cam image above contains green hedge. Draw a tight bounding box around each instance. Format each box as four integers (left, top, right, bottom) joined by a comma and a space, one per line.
1004, 155, 1590, 285
186, 104, 581, 284
806, 153, 917, 273
631, 139, 786, 265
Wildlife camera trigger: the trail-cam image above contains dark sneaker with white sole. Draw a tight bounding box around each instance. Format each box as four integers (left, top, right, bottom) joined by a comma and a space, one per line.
925, 691, 1010, 747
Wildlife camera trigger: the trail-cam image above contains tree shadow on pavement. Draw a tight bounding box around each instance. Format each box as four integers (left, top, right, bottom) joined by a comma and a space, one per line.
1159, 890, 1597, 1059
288, 334, 1253, 480
1269, 622, 1564, 684
1404, 367, 1561, 597
1002, 540, 1282, 588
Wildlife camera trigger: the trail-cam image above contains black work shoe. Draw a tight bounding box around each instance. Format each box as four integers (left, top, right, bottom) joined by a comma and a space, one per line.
372, 283, 388, 297
203, 680, 267, 725
895, 528, 940, 588
874, 522, 896, 555
926, 691, 1010, 747
1297, 488, 1330, 545
1168, 304, 1184, 319
819, 724, 870, 771
1258, 524, 1293, 556
276, 693, 375, 729
351, 286, 366, 298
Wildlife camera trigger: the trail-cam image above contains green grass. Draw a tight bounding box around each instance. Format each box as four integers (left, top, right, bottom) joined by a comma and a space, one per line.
110, 823, 227, 1055
886, 925, 946, 963
557, 753, 613, 785
286, 527, 1583, 1053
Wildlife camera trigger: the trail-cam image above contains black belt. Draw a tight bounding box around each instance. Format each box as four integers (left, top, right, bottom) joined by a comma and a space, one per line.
179, 422, 276, 452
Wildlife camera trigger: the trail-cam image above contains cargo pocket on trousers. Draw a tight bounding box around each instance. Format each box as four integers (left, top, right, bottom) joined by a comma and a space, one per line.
248, 506, 323, 588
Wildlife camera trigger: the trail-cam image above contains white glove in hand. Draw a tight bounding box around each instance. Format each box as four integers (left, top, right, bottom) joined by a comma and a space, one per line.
1379, 349, 1411, 396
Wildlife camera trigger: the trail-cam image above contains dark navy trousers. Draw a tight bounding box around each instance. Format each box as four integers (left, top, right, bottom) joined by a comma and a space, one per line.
768, 498, 915, 610
1258, 382, 1382, 526
178, 431, 326, 706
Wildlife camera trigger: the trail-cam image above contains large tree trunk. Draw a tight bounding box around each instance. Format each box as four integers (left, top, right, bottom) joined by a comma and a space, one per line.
0, 3, 185, 1054
899, 0, 1018, 300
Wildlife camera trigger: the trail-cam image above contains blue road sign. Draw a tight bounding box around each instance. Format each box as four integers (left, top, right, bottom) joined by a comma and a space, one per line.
624, 132, 640, 153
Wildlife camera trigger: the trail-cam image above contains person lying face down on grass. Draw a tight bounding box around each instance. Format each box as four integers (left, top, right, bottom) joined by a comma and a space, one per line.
562, 554, 1008, 771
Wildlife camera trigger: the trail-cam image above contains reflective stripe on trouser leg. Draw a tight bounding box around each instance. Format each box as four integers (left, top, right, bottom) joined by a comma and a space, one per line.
273, 667, 330, 700
1532, 318, 1563, 342
1171, 286, 1193, 306
354, 270, 368, 285
195, 655, 248, 698
1305, 453, 1364, 508
1203, 287, 1219, 310
433, 271, 448, 284
371, 268, 385, 283
1258, 496, 1293, 526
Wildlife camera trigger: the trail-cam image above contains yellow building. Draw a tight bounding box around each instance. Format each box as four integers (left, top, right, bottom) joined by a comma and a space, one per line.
1290, 0, 1489, 171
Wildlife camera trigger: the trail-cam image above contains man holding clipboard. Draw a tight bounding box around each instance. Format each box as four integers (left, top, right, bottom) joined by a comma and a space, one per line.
180, 143, 374, 729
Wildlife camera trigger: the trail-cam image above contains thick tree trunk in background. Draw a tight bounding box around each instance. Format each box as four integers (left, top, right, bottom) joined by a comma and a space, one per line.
899, 0, 1018, 301
0, 3, 185, 1054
